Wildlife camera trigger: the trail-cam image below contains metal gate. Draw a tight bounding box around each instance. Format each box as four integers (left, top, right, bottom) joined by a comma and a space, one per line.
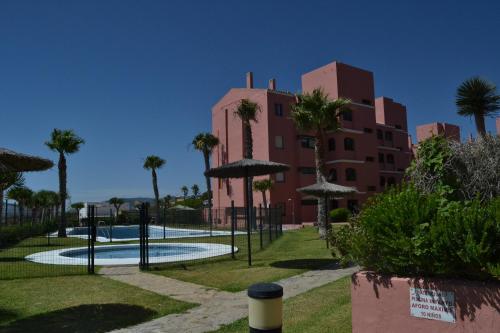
138, 203, 149, 270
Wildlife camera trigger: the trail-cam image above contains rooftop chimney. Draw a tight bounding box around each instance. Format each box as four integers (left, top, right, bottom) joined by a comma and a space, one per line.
246, 72, 254, 89
268, 78, 276, 90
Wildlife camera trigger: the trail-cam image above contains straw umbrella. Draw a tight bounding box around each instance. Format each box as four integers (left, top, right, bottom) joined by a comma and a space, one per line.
297, 181, 357, 245
0, 148, 53, 173
205, 158, 290, 266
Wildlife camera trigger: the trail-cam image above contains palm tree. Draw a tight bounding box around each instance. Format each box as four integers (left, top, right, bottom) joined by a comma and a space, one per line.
253, 179, 273, 209
234, 99, 261, 228
34, 190, 53, 223
46, 129, 85, 237
192, 132, 219, 234
143, 155, 165, 224
191, 184, 200, 198
291, 88, 351, 237
108, 197, 124, 219
181, 186, 189, 200
456, 77, 500, 137
71, 202, 85, 225
0, 172, 24, 224
7, 186, 33, 224
46, 191, 60, 221
163, 195, 173, 208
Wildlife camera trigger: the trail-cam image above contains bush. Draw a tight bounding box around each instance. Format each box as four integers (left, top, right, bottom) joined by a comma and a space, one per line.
328, 224, 355, 267
329, 208, 351, 222
0, 221, 58, 248
330, 185, 499, 280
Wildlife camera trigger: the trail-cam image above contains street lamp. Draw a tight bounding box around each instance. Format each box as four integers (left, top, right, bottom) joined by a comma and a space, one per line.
287, 198, 295, 225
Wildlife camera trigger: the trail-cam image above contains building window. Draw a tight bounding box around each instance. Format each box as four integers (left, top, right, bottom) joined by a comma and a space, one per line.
377, 129, 383, 140
344, 137, 355, 151
387, 177, 396, 186
378, 153, 384, 163
301, 199, 317, 206
300, 136, 315, 149
365, 156, 374, 162
385, 131, 393, 141
329, 199, 339, 209
342, 110, 353, 121
274, 103, 283, 116
275, 136, 284, 149
380, 176, 386, 187
367, 185, 376, 191
363, 128, 373, 133
387, 154, 394, 164
347, 199, 359, 213
328, 138, 336, 151
328, 168, 337, 182
275, 172, 285, 183
395, 124, 402, 130
298, 167, 315, 175
345, 168, 356, 181
362, 99, 372, 106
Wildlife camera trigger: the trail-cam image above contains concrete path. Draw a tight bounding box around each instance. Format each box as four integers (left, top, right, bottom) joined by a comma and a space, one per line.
101, 265, 358, 333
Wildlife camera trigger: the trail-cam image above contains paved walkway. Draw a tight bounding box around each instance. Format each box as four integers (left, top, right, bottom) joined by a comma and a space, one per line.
101, 265, 358, 333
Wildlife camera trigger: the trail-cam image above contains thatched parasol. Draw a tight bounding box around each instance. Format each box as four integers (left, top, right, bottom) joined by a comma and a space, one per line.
297, 181, 357, 246
205, 158, 290, 266
0, 148, 53, 173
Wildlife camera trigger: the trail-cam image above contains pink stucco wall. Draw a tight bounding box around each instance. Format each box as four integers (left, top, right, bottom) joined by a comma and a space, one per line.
416, 122, 461, 143
496, 117, 500, 136
351, 272, 500, 333
211, 61, 413, 224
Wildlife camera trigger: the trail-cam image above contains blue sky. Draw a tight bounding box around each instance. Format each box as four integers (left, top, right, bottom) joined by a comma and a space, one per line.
1, 0, 499, 203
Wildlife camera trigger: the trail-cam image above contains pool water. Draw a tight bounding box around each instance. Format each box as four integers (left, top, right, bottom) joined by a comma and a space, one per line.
64, 244, 205, 259
65, 225, 239, 242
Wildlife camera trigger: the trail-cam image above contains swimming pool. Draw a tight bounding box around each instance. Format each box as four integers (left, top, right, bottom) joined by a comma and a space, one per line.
60, 225, 243, 242
25, 243, 237, 266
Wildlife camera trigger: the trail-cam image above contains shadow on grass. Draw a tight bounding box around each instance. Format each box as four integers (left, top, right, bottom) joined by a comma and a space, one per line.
270, 259, 338, 270
0, 304, 156, 333
0, 308, 18, 324
0, 258, 25, 263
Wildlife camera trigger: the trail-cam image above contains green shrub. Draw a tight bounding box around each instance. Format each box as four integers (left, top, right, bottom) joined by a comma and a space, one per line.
328, 224, 355, 267
0, 221, 58, 248
329, 208, 350, 222
332, 185, 499, 280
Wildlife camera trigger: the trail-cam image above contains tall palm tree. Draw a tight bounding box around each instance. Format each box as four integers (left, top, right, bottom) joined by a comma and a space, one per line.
143, 155, 165, 224
181, 186, 189, 200
253, 179, 273, 209
7, 186, 33, 224
291, 88, 351, 238
456, 77, 500, 137
46, 129, 85, 237
192, 132, 219, 233
0, 172, 24, 224
234, 99, 261, 228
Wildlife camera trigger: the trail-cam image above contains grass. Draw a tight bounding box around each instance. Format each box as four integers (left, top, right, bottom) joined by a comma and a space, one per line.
0, 275, 195, 332
0, 237, 89, 280
213, 276, 352, 333
150, 227, 335, 291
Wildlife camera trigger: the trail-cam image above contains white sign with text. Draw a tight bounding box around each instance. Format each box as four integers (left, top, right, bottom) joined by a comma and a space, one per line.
410, 288, 455, 323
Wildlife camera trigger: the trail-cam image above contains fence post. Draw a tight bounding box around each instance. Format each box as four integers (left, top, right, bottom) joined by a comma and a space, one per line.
231, 201, 235, 259
109, 208, 113, 243
275, 205, 280, 239
268, 205, 273, 243
163, 206, 166, 239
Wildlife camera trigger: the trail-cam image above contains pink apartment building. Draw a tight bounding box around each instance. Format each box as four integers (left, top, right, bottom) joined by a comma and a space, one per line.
211, 61, 412, 224
416, 122, 461, 142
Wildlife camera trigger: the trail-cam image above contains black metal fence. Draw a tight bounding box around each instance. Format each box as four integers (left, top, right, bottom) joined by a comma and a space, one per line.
0, 202, 284, 280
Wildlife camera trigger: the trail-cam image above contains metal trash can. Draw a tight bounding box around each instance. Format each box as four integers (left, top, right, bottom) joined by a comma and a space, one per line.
248, 283, 283, 332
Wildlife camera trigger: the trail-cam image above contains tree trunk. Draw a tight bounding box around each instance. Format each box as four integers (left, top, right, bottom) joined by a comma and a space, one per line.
58, 152, 67, 237
244, 122, 255, 229
152, 169, 160, 225
262, 191, 268, 209
315, 129, 327, 238
203, 151, 214, 234
0, 191, 3, 225
474, 113, 487, 137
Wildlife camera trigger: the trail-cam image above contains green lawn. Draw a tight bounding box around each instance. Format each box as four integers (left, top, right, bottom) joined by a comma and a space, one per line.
150, 227, 335, 291
0, 275, 194, 333
213, 276, 351, 333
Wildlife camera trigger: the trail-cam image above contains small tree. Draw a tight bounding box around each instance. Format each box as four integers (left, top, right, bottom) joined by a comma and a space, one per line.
7, 186, 33, 224
0, 172, 24, 224
253, 179, 273, 208
163, 195, 173, 208
191, 184, 200, 198
181, 186, 189, 200
71, 202, 85, 225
